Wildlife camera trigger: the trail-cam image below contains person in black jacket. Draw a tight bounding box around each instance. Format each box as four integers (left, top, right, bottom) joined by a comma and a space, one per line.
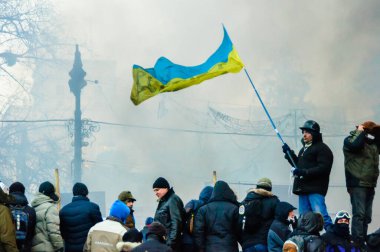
321, 210, 360, 252
59, 182, 103, 252
152, 177, 184, 252
193, 180, 240, 252
267, 201, 297, 252
182, 185, 213, 252
132, 222, 173, 252
282, 120, 334, 231
240, 177, 279, 252
9, 181, 37, 252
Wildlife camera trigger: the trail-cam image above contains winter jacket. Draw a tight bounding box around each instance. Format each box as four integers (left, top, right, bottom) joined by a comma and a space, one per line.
182, 186, 213, 248
0, 190, 18, 252
59, 195, 103, 252
9, 191, 37, 252
83, 217, 127, 252
31, 193, 63, 252
241, 188, 279, 249
125, 209, 135, 229
154, 188, 184, 251
283, 211, 325, 252
131, 234, 173, 252
285, 135, 333, 196
193, 181, 240, 252
343, 130, 380, 188
367, 228, 380, 252
321, 226, 360, 252
267, 202, 296, 252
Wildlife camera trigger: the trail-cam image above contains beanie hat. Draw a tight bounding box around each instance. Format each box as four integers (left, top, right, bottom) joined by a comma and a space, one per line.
39, 181, 59, 201
9, 182, 25, 194
73, 182, 88, 196
118, 191, 136, 202
109, 200, 130, 223
145, 217, 154, 226
256, 177, 272, 191
152, 177, 170, 189
147, 221, 167, 237
122, 228, 142, 243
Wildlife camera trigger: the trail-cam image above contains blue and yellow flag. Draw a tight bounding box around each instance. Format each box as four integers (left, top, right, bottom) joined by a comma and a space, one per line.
130, 27, 244, 105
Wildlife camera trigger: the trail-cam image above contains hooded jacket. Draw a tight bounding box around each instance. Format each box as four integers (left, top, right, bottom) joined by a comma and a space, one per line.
59, 195, 103, 252
267, 201, 296, 252
240, 188, 279, 249
285, 134, 333, 196
9, 191, 37, 252
343, 130, 380, 188
154, 188, 184, 251
193, 181, 240, 252
31, 193, 63, 252
182, 186, 213, 246
284, 212, 325, 252
0, 188, 18, 252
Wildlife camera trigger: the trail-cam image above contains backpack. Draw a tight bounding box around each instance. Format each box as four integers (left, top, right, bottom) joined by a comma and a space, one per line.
238, 199, 262, 232
10, 205, 29, 243
184, 207, 196, 234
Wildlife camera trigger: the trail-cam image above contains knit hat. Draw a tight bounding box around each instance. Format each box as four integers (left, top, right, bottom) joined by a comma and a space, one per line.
39, 181, 59, 201
145, 217, 154, 226
9, 182, 25, 194
72, 182, 88, 196
109, 200, 130, 223
147, 221, 167, 237
118, 191, 136, 202
256, 177, 272, 191
152, 177, 170, 189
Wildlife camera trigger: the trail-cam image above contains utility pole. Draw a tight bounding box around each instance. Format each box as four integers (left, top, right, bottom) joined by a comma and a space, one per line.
68, 45, 87, 183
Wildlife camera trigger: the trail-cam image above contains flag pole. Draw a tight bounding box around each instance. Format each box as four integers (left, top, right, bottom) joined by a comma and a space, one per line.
243, 68, 298, 169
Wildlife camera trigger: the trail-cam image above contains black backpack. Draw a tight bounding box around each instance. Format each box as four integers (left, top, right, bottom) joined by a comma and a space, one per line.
238, 199, 262, 232
10, 205, 29, 244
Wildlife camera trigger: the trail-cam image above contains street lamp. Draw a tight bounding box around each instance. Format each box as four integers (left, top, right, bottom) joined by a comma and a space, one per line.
68, 45, 87, 183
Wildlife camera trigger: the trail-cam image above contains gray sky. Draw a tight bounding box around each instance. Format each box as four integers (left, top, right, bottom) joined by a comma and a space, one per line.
7, 0, 380, 229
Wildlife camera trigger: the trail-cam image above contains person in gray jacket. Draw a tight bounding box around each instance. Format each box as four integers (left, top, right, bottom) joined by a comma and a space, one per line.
31, 181, 63, 252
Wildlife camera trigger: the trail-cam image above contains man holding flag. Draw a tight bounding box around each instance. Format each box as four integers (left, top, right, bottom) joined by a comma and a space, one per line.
282, 120, 334, 231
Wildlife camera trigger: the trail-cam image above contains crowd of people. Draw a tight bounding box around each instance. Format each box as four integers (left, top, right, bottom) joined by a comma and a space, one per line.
0, 120, 379, 252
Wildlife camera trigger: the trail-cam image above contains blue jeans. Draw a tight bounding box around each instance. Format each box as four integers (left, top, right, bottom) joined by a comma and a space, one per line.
348, 187, 375, 245
298, 193, 333, 230
243, 244, 267, 252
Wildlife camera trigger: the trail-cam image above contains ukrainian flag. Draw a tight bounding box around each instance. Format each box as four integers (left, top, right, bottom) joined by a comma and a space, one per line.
130, 27, 244, 105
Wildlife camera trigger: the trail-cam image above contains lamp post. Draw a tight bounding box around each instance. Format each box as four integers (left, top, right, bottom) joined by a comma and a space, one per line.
68, 45, 87, 183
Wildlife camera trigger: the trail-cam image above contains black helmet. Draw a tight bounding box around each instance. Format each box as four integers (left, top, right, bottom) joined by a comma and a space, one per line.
300, 120, 320, 133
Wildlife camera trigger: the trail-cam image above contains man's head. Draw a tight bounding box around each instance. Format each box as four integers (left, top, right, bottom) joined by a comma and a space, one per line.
109, 200, 130, 223
300, 120, 320, 143
72, 182, 88, 197
256, 177, 272, 191
9, 182, 25, 194
152, 177, 170, 199
147, 221, 167, 240
39, 181, 59, 201
334, 210, 350, 225
118, 191, 136, 208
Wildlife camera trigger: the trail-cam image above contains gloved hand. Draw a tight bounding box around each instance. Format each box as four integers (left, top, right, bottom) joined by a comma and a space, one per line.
282, 143, 291, 154
292, 168, 304, 177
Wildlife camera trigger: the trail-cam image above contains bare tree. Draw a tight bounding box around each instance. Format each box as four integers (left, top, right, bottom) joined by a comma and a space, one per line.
0, 0, 58, 106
